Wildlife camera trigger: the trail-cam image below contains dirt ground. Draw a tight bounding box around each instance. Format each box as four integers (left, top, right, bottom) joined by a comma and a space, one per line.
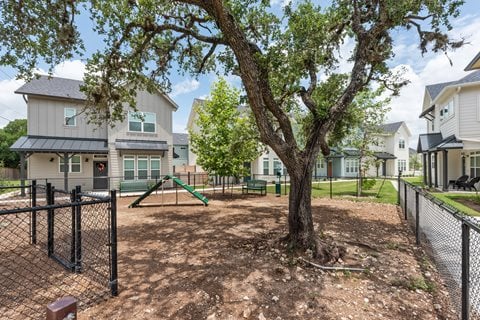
81, 192, 458, 320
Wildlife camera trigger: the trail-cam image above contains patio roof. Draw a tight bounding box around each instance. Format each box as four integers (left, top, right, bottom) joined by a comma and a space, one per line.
417, 133, 443, 153
374, 152, 396, 160
115, 139, 168, 151
434, 135, 463, 150
10, 136, 108, 154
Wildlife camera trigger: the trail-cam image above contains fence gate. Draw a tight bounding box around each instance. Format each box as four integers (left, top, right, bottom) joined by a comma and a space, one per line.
0, 182, 118, 319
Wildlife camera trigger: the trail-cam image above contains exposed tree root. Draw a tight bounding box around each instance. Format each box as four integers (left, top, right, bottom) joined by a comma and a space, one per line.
299, 257, 365, 272
281, 234, 346, 265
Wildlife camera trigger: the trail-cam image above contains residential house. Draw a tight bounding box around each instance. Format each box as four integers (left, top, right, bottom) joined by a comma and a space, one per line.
187, 96, 411, 179
172, 133, 189, 168
10, 76, 178, 191
417, 70, 480, 190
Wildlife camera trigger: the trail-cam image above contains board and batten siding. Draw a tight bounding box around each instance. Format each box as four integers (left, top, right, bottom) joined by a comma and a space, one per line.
27, 97, 107, 138
459, 87, 480, 139
436, 93, 457, 138
107, 90, 173, 144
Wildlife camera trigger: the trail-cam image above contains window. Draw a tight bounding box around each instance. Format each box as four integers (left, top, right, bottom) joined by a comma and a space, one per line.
124, 155, 162, 180
440, 99, 454, 121
431, 120, 434, 132
59, 155, 81, 173
137, 156, 148, 180
273, 158, 282, 175
471, 152, 480, 178
345, 158, 359, 174
128, 111, 156, 133
398, 159, 407, 173
317, 160, 325, 169
399, 138, 405, 149
150, 157, 161, 179
64, 108, 76, 126
263, 158, 269, 175
123, 156, 135, 180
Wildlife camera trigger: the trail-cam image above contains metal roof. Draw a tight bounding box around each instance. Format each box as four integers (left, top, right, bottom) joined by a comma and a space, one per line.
115, 139, 168, 151
173, 133, 189, 145
416, 133, 463, 153
417, 133, 443, 153
373, 152, 396, 160
10, 136, 108, 153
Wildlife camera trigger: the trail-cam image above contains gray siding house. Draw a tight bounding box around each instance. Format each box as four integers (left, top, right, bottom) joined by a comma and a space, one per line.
10, 76, 178, 191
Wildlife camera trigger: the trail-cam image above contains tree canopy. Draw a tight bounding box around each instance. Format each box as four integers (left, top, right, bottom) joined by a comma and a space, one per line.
0, 0, 465, 260
189, 78, 262, 179
0, 119, 27, 168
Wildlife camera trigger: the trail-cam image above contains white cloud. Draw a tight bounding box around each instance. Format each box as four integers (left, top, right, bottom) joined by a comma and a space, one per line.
52, 60, 86, 80
171, 78, 200, 97
0, 78, 27, 128
386, 15, 480, 148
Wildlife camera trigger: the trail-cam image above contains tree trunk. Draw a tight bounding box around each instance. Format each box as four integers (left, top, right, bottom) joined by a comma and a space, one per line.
287, 166, 316, 250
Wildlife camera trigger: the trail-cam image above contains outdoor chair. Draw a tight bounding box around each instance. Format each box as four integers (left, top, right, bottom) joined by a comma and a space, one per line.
457, 176, 480, 191
453, 175, 469, 189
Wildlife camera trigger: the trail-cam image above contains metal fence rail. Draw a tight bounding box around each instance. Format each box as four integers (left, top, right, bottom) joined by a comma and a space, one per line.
399, 179, 480, 320
0, 182, 118, 319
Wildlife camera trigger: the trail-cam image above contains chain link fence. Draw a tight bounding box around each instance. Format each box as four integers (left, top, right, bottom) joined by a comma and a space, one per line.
0, 181, 118, 319
399, 179, 480, 320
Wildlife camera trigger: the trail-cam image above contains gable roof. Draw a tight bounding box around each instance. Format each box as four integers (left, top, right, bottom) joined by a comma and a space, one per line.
15, 76, 85, 101
15, 75, 178, 110
378, 121, 403, 134
173, 133, 189, 145
465, 51, 480, 71
425, 70, 480, 101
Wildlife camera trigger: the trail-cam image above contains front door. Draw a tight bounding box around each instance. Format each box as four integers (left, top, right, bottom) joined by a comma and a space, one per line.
93, 161, 108, 190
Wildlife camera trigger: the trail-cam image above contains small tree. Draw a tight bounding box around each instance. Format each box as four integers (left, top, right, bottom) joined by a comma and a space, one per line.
410, 154, 422, 176
0, 119, 27, 168
189, 78, 262, 192
344, 89, 390, 196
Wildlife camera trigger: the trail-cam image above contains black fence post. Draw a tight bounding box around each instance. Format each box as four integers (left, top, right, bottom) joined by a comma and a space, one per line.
110, 189, 119, 296
47, 183, 54, 257
404, 182, 407, 220
75, 185, 82, 273
397, 172, 401, 205
415, 189, 420, 245
31, 180, 37, 245
70, 188, 76, 271
462, 222, 470, 320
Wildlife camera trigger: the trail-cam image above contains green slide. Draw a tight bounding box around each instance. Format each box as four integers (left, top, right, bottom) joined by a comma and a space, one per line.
129, 175, 208, 208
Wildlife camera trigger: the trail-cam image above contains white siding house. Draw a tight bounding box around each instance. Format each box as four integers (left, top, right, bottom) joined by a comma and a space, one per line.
418, 70, 480, 190
10, 76, 177, 191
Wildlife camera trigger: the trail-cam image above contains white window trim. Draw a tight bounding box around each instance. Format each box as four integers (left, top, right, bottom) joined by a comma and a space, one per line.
440, 99, 454, 122
398, 138, 405, 149
124, 155, 163, 180
128, 111, 157, 133
59, 155, 82, 173
64, 108, 77, 127
123, 155, 136, 180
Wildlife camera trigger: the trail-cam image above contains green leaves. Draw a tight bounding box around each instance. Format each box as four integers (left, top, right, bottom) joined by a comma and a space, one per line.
189, 78, 262, 177
0, 119, 27, 168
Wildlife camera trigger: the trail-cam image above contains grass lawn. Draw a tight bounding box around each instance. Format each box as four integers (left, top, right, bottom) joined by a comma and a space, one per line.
429, 192, 480, 216
267, 179, 398, 205
403, 176, 424, 187
0, 180, 21, 195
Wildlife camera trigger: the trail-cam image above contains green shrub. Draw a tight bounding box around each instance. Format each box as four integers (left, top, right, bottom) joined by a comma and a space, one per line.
362, 178, 376, 190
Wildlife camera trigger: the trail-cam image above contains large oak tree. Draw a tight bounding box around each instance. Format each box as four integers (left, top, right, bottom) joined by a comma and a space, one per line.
0, 0, 464, 261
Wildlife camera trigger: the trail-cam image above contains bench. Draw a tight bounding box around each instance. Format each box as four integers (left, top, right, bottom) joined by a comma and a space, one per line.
119, 180, 149, 196
242, 179, 267, 196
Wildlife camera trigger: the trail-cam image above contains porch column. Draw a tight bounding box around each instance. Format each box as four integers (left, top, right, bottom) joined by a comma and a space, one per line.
20, 152, 26, 196
382, 160, 386, 176
423, 153, 428, 185
434, 152, 438, 188
462, 154, 466, 176
443, 150, 449, 191
63, 152, 69, 192
427, 152, 432, 187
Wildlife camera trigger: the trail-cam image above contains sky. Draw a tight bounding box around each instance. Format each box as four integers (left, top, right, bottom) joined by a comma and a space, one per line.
1, 1, 480, 149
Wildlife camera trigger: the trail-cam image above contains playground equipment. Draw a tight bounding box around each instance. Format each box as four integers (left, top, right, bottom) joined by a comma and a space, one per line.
128, 175, 208, 208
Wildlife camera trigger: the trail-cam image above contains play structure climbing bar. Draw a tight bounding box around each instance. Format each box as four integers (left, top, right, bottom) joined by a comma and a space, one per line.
128, 175, 209, 208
